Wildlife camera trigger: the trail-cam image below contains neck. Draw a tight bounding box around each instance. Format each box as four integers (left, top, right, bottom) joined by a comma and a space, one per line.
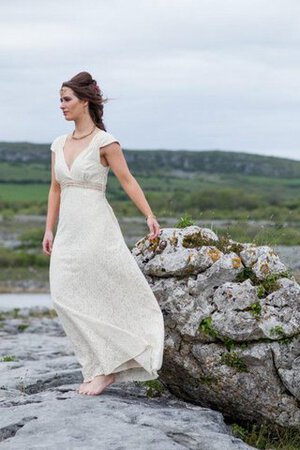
73, 115, 96, 134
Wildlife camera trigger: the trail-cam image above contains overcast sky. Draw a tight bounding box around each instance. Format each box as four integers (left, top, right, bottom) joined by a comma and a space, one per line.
1, 0, 300, 160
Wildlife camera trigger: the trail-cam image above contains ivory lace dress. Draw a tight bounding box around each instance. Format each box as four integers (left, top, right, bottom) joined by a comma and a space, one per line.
49, 130, 165, 383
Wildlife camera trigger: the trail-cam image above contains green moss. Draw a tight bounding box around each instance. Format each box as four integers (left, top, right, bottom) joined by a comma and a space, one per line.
257, 285, 266, 298
183, 231, 213, 248
220, 351, 248, 372
240, 342, 249, 349
222, 337, 235, 351
182, 230, 243, 256
137, 379, 166, 398
199, 318, 236, 350
279, 335, 295, 345
235, 267, 258, 283
250, 302, 261, 319
270, 325, 285, 338
198, 317, 218, 339
199, 376, 216, 387
17, 323, 29, 332
235, 270, 294, 299
11, 308, 21, 318
198, 315, 294, 352
0, 355, 17, 362
216, 234, 243, 255
269, 325, 299, 344
257, 274, 282, 298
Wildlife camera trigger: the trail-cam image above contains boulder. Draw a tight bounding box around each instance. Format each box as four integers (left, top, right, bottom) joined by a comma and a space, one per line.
132, 226, 300, 428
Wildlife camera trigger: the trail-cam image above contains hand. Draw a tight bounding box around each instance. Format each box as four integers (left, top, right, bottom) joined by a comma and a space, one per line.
147, 216, 160, 240
42, 230, 54, 256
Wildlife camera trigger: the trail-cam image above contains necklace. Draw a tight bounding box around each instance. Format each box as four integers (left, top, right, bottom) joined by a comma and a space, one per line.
71, 125, 96, 140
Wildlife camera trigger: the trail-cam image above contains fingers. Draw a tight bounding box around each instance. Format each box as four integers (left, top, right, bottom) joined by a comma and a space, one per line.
148, 221, 160, 240
42, 239, 52, 256
43, 246, 50, 256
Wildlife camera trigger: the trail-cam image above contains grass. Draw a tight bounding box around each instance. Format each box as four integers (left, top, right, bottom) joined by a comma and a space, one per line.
230, 422, 300, 449
175, 213, 195, 228
1, 162, 300, 224
0, 247, 50, 268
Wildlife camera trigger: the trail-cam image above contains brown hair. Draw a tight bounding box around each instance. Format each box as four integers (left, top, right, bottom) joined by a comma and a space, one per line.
60, 71, 108, 131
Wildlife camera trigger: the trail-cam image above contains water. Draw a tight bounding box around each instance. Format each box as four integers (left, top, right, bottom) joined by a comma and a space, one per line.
0, 293, 53, 311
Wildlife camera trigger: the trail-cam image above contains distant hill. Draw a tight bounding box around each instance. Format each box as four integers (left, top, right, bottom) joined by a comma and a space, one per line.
0, 141, 300, 178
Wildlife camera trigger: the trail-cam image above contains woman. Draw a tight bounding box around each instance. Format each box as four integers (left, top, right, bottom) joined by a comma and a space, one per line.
42, 71, 165, 396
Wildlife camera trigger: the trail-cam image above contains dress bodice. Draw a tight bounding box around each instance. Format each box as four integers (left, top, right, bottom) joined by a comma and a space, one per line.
50, 130, 119, 186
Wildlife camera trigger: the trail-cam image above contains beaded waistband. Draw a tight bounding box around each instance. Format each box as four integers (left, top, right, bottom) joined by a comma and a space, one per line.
60, 180, 106, 192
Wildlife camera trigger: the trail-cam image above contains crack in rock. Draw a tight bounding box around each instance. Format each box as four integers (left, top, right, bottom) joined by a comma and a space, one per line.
0, 416, 38, 442
17, 370, 81, 394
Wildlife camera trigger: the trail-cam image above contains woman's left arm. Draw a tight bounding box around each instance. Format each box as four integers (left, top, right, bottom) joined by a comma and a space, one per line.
101, 142, 160, 239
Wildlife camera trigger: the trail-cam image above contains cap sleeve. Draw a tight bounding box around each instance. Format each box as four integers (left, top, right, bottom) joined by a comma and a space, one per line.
99, 131, 120, 148
50, 136, 61, 153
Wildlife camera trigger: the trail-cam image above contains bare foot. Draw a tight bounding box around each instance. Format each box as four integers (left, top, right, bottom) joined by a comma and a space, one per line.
77, 381, 91, 395
82, 374, 116, 396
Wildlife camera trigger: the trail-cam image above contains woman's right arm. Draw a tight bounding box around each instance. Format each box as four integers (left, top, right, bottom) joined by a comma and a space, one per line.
42, 151, 61, 256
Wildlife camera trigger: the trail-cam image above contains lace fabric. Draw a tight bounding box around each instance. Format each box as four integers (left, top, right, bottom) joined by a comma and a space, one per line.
49, 130, 165, 382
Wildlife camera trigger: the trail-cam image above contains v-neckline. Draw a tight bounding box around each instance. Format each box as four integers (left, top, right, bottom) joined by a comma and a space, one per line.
62, 130, 103, 173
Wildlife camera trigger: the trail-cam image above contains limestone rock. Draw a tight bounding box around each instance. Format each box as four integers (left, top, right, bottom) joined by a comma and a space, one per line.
0, 307, 254, 449
131, 225, 300, 429
240, 245, 288, 280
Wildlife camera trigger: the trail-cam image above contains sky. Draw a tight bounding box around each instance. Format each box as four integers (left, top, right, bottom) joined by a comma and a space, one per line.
1, 0, 300, 160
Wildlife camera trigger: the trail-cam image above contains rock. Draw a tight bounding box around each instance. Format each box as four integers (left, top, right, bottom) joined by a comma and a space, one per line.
240, 245, 288, 280
259, 278, 300, 339
212, 279, 264, 341
0, 307, 253, 449
132, 226, 300, 429
133, 226, 221, 277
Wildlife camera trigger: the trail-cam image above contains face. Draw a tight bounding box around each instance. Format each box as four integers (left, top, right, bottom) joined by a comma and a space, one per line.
59, 86, 88, 121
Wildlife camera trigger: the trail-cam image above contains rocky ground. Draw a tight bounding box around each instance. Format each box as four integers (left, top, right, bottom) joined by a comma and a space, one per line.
0, 306, 254, 450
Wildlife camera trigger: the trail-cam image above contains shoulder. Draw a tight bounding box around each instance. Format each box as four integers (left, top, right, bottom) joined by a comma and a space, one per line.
50, 134, 67, 153
97, 130, 120, 149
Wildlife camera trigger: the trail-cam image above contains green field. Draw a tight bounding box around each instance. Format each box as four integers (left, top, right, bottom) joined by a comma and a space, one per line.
1, 143, 300, 260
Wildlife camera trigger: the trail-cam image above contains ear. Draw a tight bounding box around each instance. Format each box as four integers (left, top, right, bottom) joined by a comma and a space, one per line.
80, 98, 89, 108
